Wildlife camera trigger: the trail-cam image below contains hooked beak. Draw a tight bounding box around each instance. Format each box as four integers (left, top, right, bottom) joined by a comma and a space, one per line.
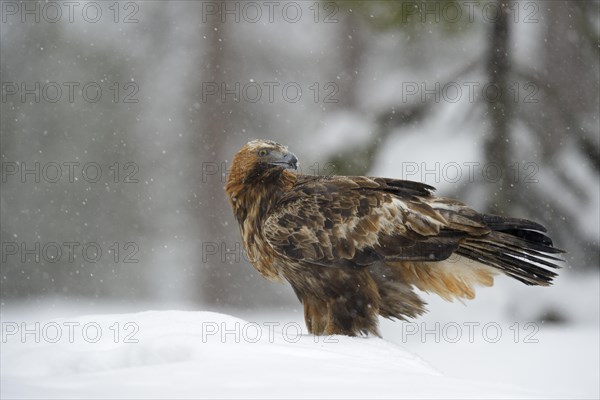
269, 151, 298, 171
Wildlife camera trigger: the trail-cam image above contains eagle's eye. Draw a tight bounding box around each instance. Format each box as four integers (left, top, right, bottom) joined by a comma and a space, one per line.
258, 149, 269, 157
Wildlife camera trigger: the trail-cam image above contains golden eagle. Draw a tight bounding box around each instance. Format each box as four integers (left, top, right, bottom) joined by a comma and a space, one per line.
225, 140, 563, 336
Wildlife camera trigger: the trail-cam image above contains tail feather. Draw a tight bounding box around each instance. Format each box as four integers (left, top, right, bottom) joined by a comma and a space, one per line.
469, 235, 564, 267
467, 232, 563, 267
457, 214, 564, 286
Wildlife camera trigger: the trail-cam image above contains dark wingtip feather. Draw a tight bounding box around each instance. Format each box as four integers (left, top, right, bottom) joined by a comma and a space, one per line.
481, 214, 566, 254
482, 214, 547, 233
376, 178, 436, 196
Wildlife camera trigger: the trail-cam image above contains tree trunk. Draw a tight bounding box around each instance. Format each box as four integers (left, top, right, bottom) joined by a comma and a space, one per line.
190, 13, 231, 305
484, 1, 512, 214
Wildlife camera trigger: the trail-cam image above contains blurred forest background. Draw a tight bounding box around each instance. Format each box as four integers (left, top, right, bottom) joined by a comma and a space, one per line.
1, 1, 598, 318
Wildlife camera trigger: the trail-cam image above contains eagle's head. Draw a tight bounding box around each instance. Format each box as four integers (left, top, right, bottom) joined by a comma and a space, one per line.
228, 139, 298, 182
243, 139, 297, 170
225, 140, 298, 217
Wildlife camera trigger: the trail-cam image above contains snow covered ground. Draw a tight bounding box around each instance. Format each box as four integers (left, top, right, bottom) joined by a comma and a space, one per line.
2, 309, 593, 400
2, 272, 598, 399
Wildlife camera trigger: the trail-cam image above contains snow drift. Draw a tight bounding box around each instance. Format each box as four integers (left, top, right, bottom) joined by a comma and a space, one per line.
1, 310, 551, 399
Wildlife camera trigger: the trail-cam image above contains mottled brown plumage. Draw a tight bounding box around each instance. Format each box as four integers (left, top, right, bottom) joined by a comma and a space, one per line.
225, 140, 563, 336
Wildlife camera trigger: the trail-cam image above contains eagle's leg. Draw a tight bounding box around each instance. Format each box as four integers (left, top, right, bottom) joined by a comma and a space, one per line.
296, 269, 382, 336
303, 296, 328, 335
323, 292, 381, 337
301, 291, 380, 336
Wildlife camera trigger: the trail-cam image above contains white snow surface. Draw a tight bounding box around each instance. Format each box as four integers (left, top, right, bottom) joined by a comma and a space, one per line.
1, 308, 598, 399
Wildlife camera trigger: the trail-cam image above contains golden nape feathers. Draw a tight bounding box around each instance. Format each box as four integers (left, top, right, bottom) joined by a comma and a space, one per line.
224, 139, 563, 336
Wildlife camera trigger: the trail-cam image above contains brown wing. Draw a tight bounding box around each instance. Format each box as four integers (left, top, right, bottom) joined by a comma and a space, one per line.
265, 175, 561, 303
263, 175, 491, 270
